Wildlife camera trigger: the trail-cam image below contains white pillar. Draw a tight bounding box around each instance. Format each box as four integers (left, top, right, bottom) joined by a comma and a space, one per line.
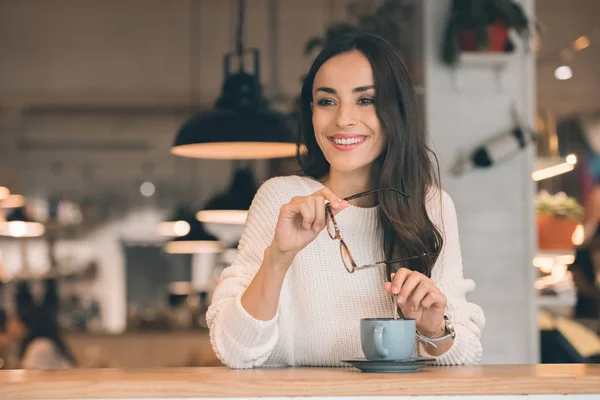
423, 0, 538, 363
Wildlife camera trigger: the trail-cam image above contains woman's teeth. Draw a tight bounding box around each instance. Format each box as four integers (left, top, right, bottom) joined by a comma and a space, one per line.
332, 137, 366, 145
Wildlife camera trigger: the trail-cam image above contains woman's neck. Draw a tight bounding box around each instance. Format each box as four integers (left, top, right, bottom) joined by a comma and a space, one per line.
320, 166, 380, 208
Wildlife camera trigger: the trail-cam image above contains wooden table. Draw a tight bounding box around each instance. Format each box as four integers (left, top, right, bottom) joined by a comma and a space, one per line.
1, 364, 599, 399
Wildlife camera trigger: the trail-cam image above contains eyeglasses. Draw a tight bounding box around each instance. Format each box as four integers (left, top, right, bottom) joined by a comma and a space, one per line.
325, 188, 433, 273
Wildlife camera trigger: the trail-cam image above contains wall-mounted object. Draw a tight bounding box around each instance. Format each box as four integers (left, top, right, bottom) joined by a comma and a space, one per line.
451, 125, 534, 176
441, 0, 536, 67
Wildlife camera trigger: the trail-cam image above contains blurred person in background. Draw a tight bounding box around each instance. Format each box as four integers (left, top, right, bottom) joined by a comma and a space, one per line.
11, 280, 77, 369
569, 225, 600, 333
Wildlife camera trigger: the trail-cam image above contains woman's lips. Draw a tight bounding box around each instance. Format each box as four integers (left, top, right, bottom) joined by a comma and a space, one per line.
329, 135, 368, 152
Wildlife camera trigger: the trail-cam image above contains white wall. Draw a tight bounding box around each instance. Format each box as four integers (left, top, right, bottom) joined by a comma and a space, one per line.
423, 1, 538, 363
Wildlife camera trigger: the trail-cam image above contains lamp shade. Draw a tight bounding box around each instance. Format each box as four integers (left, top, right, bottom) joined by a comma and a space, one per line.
1, 194, 25, 209
158, 205, 195, 237
171, 51, 297, 160
0, 186, 9, 201
196, 168, 257, 225
164, 217, 221, 255
172, 109, 297, 160
0, 206, 45, 238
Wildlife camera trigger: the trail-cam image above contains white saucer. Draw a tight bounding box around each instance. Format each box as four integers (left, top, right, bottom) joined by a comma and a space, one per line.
341, 357, 435, 373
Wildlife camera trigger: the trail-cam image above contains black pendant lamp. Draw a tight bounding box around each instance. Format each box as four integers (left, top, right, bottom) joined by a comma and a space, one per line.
196, 167, 257, 225
163, 209, 221, 255
0, 206, 45, 238
171, 0, 296, 160
158, 204, 193, 237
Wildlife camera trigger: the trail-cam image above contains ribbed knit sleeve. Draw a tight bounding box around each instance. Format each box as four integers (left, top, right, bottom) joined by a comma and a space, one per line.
206, 177, 288, 369
418, 190, 486, 365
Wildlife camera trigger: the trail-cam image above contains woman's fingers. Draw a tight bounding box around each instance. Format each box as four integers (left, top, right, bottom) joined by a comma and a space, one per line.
397, 272, 426, 304
407, 280, 435, 311
314, 188, 348, 214
299, 199, 315, 230
420, 291, 446, 310
313, 196, 326, 232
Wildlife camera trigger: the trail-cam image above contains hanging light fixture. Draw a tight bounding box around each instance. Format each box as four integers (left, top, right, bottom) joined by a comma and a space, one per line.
171, 0, 296, 160
163, 158, 221, 253
1, 194, 25, 209
158, 204, 193, 237
0, 206, 45, 238
196, 167, 257, 225
0, 186, 9, 201
164, 216, 221, 255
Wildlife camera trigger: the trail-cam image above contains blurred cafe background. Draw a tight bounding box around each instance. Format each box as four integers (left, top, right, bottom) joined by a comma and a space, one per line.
1, 0, 600, 369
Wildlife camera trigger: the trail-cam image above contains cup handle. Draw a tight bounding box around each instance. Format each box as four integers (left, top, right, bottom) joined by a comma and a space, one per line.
373, 325, 389, 358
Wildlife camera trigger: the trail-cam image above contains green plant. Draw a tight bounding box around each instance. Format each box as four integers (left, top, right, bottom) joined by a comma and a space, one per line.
536, 190, 584, 222
442, 0, 536, 66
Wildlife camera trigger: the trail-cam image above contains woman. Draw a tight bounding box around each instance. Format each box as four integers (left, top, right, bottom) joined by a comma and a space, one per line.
14, 281, 76, 369
569, 226, 600, 330
207, 33, 485, 368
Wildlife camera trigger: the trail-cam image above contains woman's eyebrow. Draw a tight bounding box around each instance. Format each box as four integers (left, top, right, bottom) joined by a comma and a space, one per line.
352, 85, 375, 93
315, 85, 375, 94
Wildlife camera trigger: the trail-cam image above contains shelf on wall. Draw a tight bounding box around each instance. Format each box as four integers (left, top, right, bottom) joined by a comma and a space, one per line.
451, 52, 516, 93
536, 249, 575, 259
457, 52, 515, 69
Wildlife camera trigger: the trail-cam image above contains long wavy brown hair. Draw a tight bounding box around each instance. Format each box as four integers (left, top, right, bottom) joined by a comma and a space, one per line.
297, 33, 444, 278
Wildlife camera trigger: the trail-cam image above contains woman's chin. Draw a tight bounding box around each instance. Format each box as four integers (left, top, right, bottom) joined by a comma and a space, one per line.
328, 161, 371, 174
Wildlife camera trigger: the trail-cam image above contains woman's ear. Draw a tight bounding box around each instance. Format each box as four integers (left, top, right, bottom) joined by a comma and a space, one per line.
310, 102, 314, 112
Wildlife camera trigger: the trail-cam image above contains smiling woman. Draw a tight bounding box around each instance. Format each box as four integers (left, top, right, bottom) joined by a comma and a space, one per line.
206, 33, 485, 369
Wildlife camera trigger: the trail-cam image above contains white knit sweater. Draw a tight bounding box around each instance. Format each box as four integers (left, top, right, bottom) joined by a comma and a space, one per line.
206, 175, 485, 369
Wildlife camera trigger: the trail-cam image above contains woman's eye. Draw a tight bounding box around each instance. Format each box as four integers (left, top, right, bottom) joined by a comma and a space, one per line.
358, 97, 375, 105
316, 98, 336, 107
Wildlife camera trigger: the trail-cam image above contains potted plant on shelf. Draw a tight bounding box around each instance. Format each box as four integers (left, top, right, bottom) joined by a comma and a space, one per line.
536, 190, 584, 251
441, 0, 536, 66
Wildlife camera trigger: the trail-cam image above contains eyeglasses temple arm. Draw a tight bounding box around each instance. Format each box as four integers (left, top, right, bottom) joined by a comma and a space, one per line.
343, 187, 409, 201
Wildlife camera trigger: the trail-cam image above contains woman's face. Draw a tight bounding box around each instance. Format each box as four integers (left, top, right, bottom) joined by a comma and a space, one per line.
311, 50, 386, 175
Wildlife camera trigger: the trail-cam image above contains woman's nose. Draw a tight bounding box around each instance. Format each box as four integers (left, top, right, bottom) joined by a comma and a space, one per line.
335, 105, 358, 128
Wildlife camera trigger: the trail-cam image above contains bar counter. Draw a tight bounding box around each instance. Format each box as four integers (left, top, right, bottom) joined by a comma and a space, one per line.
1, 364, 599, 399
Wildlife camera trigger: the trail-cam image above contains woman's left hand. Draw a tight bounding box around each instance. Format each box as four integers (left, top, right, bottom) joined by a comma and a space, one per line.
383, 268, 447, 337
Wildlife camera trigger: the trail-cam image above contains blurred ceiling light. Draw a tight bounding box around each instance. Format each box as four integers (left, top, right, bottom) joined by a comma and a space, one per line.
555, 254, 576, 265
533, 257, 554, 274
554, 65, 573, 80
532, 154, 577, 181
573, 36, 590, 51
1, 194, 25, 209
0, 187, 9, 201
551, 263, 568, 280
158, 205, 195, 237
196, 168, 256, 225
197, 210, 248, 225
572, 224, 584, 246
140, 181, 156, 197
158, 220, 191, 237
163, 218, 221, 254
0, 207, 45, 238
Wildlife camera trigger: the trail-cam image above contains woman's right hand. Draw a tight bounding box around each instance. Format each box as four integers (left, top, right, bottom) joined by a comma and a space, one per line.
270, 187, 349, 262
